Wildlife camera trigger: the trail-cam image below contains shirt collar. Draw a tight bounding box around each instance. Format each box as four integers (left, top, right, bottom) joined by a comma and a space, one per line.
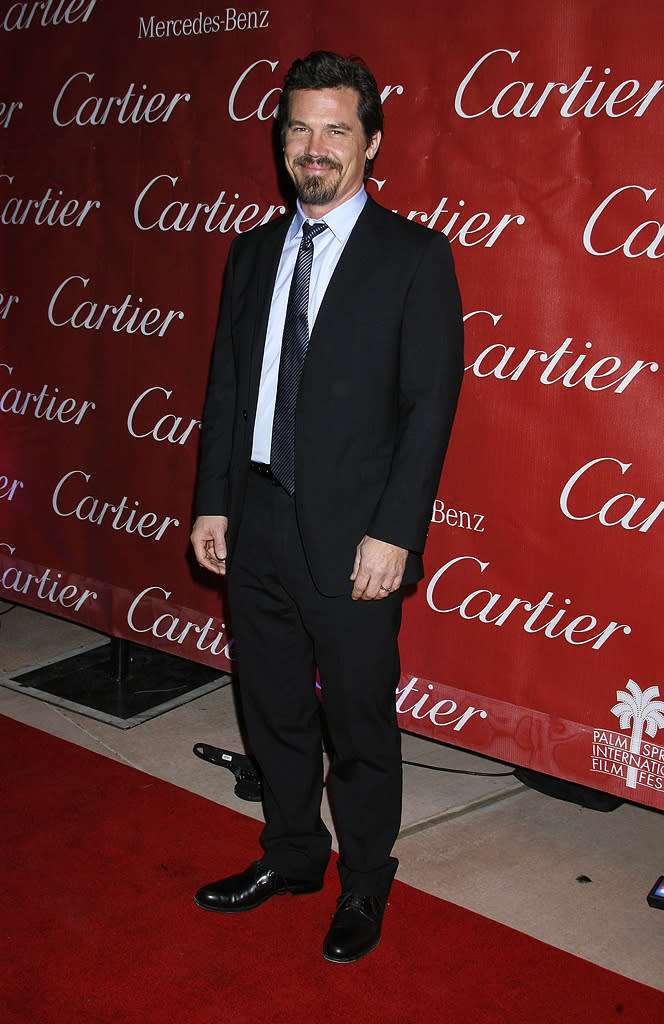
290, 186, 367, 244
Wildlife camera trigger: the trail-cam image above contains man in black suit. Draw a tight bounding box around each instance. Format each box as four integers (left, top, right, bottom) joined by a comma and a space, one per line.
191, 51, 463, 963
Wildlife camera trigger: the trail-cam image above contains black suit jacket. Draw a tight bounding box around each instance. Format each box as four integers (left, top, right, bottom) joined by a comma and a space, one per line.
195, 196, 464, 596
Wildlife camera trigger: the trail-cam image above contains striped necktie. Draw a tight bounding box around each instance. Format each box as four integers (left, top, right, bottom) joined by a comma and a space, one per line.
270, 219, 328, 495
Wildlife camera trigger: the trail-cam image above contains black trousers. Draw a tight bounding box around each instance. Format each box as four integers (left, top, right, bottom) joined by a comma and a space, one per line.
226, 470, 403, 897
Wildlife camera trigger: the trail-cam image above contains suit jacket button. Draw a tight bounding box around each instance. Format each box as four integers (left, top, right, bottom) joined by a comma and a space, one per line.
242, 409, 248, 420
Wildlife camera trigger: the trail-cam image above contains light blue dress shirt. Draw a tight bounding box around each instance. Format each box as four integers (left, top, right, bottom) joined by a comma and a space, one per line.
251, 186, 368, 463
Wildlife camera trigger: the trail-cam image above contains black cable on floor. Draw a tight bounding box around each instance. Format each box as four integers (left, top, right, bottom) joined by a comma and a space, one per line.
402, 759, 515, 778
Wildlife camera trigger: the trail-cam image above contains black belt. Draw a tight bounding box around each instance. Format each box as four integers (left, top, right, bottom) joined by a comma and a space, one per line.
250, 461, 282, 486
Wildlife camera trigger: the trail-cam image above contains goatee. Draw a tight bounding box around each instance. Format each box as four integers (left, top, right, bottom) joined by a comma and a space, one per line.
292, 157, 342, 205
295, 175, 339, 205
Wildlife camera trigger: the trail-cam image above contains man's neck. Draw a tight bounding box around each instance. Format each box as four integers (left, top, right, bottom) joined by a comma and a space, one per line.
298, 184, 365, 221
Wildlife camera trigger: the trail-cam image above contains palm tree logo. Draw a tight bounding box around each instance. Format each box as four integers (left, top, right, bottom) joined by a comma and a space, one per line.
611, 680, 664, 789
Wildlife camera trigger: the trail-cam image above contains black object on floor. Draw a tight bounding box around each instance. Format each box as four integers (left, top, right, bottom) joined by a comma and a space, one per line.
193, 742, 263, 802
11, 638, 229, 726
514, 766, 623, 811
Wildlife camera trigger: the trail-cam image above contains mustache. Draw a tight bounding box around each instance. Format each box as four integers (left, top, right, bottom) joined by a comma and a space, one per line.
294, 156, 343, 173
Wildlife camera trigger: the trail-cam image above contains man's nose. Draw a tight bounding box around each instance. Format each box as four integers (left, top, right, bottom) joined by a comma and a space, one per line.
305, 130, 326, 155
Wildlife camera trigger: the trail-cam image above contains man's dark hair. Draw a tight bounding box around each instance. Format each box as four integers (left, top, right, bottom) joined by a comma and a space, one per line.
277, 51, 383, 179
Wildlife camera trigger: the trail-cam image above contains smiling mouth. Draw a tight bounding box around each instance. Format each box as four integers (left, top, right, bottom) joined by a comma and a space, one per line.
295, 157, 342, 173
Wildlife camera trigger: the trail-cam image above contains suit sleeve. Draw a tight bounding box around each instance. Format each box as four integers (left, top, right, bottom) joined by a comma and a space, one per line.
193, 242, 238, 518
368, 230, 464, 553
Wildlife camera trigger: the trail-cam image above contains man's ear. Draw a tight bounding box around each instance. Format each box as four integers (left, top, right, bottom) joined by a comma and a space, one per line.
367, 131, 382, 160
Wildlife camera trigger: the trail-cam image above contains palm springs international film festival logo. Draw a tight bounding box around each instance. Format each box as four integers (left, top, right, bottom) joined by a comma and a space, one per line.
591, 680, 664, 792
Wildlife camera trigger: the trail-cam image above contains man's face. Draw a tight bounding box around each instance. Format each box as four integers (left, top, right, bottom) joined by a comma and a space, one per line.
283, 87, 381, 216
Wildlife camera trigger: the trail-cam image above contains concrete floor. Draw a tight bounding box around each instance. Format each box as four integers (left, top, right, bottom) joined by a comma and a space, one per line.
1, 600, 662, 990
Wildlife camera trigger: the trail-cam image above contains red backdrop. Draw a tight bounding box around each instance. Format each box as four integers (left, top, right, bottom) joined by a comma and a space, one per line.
2, 0, 663, 808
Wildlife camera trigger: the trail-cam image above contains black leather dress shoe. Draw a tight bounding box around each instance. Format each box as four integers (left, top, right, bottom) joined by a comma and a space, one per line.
194, 860, 323, 914
322, 891, 386, 963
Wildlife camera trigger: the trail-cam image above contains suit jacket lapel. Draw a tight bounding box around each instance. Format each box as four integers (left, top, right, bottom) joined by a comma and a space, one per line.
247, 213, 293, 413
309, 198, 386, 343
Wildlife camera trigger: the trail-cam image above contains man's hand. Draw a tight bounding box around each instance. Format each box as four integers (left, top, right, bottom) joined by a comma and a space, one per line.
350, 535, 408, 601
191, 515, 229, 575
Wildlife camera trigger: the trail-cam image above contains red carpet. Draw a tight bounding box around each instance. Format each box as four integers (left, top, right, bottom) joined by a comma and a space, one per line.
1, 714, 663, 1024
